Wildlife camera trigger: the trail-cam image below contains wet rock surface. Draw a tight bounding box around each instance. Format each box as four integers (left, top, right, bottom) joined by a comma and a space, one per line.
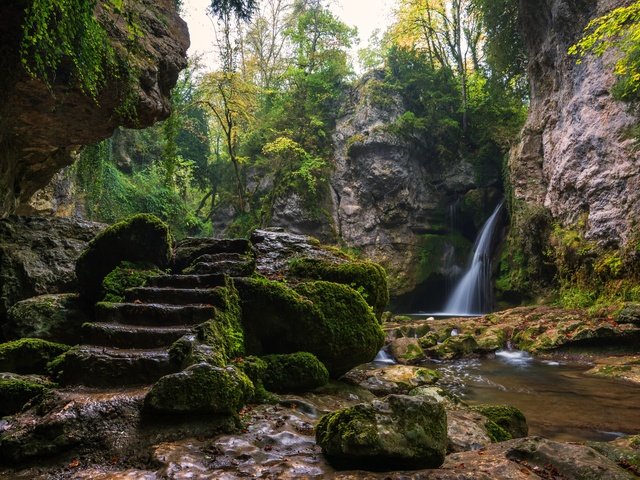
343, 364, 441, 396
0, 216, 104, 330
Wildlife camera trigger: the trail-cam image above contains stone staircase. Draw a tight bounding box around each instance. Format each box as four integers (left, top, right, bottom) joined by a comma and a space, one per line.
51, 239, 254, 388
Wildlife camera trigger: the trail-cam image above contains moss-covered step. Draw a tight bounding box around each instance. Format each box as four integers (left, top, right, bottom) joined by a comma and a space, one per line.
50, 346, 178, 387
95, 302, 216, 326
146, 273, 226, 289
183, 259, 255, 277
82, 322, 193, 349
124, 287, 228, 307
172, 238, 253, 272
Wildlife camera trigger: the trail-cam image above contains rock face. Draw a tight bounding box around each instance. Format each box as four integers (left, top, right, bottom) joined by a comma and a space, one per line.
0, 0, 189, 217
0, 216, 104, 331
331, 71, 502, 301
511, 0, 639, 246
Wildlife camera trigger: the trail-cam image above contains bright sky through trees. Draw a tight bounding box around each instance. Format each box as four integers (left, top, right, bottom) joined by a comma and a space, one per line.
181, 0, 395, 72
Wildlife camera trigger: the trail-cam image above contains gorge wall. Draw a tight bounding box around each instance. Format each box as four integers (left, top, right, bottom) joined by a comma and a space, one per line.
511, 0, 639, 243
0, 0, 189, 218
498, 0, 640, 303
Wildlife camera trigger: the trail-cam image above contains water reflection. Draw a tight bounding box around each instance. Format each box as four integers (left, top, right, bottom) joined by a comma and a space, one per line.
430, 352, 640, 442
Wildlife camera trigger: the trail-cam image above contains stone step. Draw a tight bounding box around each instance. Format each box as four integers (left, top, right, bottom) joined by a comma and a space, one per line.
95, 302, 216, 326
184, 260, 254, 277
52, 346, 178, 387
173, 238, 252, 272
124, 287, 227, 307
147, 273, 226, 289
82, 322, 192, 349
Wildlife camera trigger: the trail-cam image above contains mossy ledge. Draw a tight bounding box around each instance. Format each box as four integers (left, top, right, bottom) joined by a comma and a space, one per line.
0, 338, 70, 374
76, 214, 172, 304
102, 261, 163, 303
261, 352, 329, 393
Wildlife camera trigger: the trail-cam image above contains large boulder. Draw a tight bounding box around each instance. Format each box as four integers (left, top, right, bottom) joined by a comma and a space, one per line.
144, 363, 253, 415
4, 293, 88, 343
0, 338, 70, 374
316, 394, 447, 470
236, 277, 384, 377
76, 214, 172, 304
0, 216, 104, 329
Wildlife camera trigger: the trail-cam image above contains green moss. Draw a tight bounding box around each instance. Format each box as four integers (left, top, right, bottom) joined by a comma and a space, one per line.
170, 278, 245, 368
0, 339, 70, 375
233, 356, 276, 403
470, 404, 528, 439
144, 363, 254, 415
0, 377, 50, 416
102, 261, 162, 302
484, 420, 512, 442
426, 334, 478, 360
76, 213, 172, 304
237, 278, 384, 377
261, 352, 329, 393
417, 233, 470, 284
288, 258, 389, 320
316, 405, 378, 453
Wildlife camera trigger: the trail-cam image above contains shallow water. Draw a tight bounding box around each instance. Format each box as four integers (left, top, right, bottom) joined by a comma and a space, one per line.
431, 351, 640, 442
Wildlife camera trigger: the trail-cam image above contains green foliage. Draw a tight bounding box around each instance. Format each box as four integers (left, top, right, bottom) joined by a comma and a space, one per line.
569, 1, 640, 101
101, 261, 162, 302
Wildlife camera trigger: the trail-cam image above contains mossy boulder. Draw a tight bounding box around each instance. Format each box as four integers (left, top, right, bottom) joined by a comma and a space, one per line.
76, 214, 172, 304
426, 334, 478, 360
236, 278, 384, 377
617, 303, 640, 325
289, 258, 389, 320
343, 365, 441, 396
470, 404, 528, 440
233, 356, 275, 403
144, 363, 254, 415
389, 337, 424, 364
0, 338, 70, 374
261, 352, 329, 393
101, 261, 163, 302
5, 293, 88, 343
316, 394, 447, 470
0, 373, 53, 416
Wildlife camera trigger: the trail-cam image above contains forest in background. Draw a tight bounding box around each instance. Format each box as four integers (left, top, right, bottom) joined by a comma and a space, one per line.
71, 0, 527, 238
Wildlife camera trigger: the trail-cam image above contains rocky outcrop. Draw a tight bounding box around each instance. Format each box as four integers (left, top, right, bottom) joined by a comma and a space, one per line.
331, 71, 502, 302
0, 216, 104, 331
511, 0, 639, 246
0, 0, 189, 217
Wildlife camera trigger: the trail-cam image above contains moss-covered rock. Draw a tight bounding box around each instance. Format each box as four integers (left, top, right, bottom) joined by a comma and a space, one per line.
144, 363, 253, 415
388, 337, 424, 364
233, 356, 275, 403
316, 394, 447, 470
0, 338, 70, 374
261, 352, 329, 393
5, 293, 88, 344
343, 364, 441, 396
170, 278, 245, 368
0, 373, 53, 416
101, 261, 163, 302
237, 278, 384, 377
470, 404, 528, 440
76, 214, 172, 304
288, 257, 389, 320
426, 334, 478, 360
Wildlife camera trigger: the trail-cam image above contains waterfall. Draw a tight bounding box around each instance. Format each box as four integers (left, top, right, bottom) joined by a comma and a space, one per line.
443, 200, 505, 315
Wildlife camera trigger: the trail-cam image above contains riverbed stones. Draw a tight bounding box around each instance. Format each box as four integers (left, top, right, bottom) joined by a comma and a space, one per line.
316, 394, 447, 470
342, 364, 441, 396
426, 334, 478, 360
470, 404, 528, 440
388, 337, 424, 364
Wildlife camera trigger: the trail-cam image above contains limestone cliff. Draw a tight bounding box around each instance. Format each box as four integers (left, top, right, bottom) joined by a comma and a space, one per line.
0, 0, 189, 217
331, 72, 502, 306
511, 0, 639, 246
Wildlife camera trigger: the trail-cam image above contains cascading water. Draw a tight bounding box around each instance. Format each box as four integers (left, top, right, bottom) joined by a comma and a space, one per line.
442, 200, 505, 315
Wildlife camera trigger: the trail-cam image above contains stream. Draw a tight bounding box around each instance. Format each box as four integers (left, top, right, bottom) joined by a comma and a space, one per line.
428, 351, 640, 442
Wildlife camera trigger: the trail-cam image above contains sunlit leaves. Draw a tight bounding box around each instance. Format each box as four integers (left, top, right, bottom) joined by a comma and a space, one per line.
569, 1, 640, 101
